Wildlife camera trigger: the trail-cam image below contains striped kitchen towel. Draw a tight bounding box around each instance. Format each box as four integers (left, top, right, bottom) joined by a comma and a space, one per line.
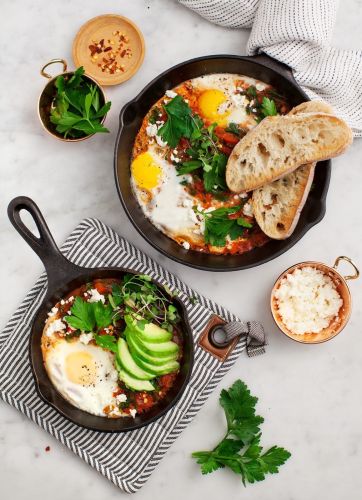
178, 0, 362, 137
0, 218, 260, 493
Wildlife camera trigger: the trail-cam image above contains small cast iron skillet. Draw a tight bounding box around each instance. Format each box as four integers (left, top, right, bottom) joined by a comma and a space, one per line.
114, 54, 331, 271
7, 196, 196, 432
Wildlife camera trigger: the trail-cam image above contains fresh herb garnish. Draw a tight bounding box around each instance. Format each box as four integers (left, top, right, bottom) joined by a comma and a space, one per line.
260, 97, 278, 117
50, 66, 111, 139
157, 95, 198, 148
225, 122, 242, 137
112, 275, 180, 333
195, 206, 252, 247
94, 334, 118, 353
192, 380, 291, 486
65, 296, 116, 333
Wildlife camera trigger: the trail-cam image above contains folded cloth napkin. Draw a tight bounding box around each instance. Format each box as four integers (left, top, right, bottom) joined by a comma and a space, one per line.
0, 218, 265, 493
178, 0, 362, 136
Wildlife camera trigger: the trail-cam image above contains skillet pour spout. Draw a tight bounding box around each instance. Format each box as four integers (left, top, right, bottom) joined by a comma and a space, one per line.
7, 196, 195, 432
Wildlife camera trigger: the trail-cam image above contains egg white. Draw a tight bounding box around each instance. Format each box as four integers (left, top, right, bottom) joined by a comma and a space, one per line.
43, 338, 119, 417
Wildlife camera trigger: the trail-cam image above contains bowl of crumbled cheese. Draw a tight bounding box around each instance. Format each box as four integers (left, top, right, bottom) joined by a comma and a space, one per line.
271, 256, 359, 343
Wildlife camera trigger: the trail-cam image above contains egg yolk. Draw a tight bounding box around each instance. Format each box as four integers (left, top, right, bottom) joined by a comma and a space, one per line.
198, 89, 230, 126
132, 152, 162, 190
65, 351, 97, 386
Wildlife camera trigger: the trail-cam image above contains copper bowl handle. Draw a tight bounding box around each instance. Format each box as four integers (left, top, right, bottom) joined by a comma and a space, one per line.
333, 256, 360, 281
40, 59, 67, 79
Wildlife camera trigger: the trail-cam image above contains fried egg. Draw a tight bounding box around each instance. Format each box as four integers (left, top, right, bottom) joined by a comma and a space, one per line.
192, 73, 267, 127
131, 146, 203, 242
42, 327, 118, 416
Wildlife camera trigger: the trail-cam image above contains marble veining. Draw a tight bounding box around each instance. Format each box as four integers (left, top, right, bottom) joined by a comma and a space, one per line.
0, 0, 361, 499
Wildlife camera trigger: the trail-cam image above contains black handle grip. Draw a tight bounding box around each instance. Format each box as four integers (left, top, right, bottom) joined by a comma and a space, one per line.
7, 196, 80, 291
251, 53, 295, 83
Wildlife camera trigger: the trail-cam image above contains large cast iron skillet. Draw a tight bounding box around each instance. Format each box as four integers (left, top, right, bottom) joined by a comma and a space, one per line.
7, 196, 195, 432
114, 54, 331, 271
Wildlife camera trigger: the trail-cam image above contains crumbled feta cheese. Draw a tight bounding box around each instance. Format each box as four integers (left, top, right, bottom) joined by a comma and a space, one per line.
146, 123, 158, 137
204, 206, 216, 213
156, 135, 168, 148
46, 318, 66, 337
182, 241, 190, 250
47, 306, 58, 318
232, 94, 248, 107
243, 202, 253, 217
60, 299, 65, 306
166, 90, 177, 98
88, 288, 105, 304
239, 192, 248, 199
129, 408, 137, 418
67, 296, 74, 303
274, 266, 343, 335
255, 82, 266, 91
116, 393, 127, 403
79, 332, 93, 345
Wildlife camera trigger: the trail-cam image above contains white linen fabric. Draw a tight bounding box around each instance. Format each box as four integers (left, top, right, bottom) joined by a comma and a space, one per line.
178, 0, 362, 137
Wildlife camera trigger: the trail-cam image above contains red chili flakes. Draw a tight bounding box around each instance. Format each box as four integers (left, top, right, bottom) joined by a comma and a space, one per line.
45, 446, 50, 452
89, 31, 133, 74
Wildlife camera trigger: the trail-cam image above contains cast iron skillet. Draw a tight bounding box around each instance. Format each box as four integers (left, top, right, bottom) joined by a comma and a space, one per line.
7, 196, 195, 432
114, 54, 331, 271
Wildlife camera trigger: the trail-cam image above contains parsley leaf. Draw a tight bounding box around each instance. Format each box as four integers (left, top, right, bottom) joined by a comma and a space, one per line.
157, 95, 197, 147
94, 334, 118, 353
192, 380, 291, 486
196, 206, 251, 247
93, 302, 114, 330
261, 97, 278, 117
65, 297, 95, 332
50, 66, 111, 139
225, 122, 242, 137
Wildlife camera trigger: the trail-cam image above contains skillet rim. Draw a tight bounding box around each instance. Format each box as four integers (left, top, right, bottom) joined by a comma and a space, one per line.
114, 54, 331, 271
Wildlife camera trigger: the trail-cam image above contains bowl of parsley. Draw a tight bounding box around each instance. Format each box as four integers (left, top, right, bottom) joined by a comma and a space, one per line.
38, 59, 111, 141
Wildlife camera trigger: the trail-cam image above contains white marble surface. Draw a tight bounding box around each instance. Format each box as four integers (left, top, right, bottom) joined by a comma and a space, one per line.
1, 0, 362, 498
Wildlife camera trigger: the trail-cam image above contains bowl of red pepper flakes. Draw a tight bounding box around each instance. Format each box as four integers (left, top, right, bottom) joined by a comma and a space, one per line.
72, 14, 145, 86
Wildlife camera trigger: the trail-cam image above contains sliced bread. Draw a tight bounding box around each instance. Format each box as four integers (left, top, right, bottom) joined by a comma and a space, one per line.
226, 112, 352, 193
251, 101, 333, 240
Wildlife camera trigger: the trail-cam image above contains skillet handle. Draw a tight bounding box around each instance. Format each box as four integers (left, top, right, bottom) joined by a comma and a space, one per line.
7, 196, 80, 291
251, 53, 296, 84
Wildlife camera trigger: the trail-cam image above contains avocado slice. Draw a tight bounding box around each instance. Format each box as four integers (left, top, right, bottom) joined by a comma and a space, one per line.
132, 352, 180, 376
126, 330, 178, 366
137, 337, 179, 358
117, 367, 155, 392
116, 338, 154, 380
125, 315, 172, 343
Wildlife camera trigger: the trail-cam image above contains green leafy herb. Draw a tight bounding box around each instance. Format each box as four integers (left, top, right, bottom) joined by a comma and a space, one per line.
114, 274, 180, 332
261, 97, 278, 117
94, 334, 118, 353
50, 66, 111, 139
192, 380, 291, 486
149, 107, 161, 124
157, 95, 198, 147
65, 296, 116, 333
195, 206, 252, 247
225, 122, 242, 137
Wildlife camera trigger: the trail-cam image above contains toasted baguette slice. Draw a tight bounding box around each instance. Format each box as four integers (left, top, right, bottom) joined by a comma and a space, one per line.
289, 101, 334, 116
252, 163, 315, 239
251, 101, 332, 240
226, 113, 352, 193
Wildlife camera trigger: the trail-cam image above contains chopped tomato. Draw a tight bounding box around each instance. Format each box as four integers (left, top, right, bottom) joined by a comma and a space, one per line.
135, 392, 154, 412
93, 281, 109, 294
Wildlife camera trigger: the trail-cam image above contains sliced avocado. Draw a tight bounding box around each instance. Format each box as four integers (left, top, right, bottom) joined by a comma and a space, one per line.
132, 353, 180, 376
137, 337, 179, 358
126, 330, 178, 366
117, 338, 154, 380
125, 315, 172, 343
117, 367, 155, 392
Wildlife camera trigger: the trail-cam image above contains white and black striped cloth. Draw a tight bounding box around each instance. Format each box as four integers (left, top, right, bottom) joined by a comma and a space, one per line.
178, 0, 362, 137
0, 218, 256, 493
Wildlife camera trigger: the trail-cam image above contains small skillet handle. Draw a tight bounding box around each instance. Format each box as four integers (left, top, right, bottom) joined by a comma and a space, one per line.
7, 196, 80, 292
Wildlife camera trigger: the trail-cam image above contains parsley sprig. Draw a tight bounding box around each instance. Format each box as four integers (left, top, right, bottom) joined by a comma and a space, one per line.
192, 380, 291, 485
50, 67, 111, 139
195, 206, 252, 247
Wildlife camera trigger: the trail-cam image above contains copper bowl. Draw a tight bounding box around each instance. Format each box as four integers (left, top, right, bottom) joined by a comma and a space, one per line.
38, 59, 107, 142
271, 256, 359, 344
